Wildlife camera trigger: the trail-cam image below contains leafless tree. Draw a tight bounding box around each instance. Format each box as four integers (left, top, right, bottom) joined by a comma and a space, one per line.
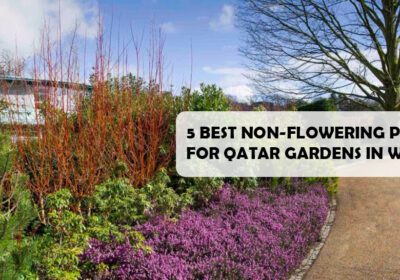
0, 51, 25, 77
238, 0, 400, 110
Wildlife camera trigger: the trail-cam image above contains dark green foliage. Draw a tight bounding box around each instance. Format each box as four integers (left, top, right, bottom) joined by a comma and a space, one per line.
257, 177, 337, 195
297, 98, 336, 111
0, 134, 37, 280
225, 177, 259, 190
264, 177, 298, 194
0, 174, 38, 280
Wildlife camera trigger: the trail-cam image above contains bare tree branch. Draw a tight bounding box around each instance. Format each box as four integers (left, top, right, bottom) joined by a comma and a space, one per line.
238, 0, 400, 110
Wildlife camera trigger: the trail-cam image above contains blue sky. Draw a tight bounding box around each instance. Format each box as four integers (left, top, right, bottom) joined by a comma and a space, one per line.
98, 0, 252, 100
0, 0, 254, 101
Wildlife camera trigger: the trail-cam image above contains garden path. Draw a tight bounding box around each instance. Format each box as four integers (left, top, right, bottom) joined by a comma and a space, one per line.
305, 178, 400, 280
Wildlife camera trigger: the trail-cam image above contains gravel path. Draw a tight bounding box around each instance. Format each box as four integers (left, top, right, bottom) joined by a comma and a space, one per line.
305, 178, 400, 280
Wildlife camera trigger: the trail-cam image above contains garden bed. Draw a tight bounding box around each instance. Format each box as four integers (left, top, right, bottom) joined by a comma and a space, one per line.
82, 184, 329, 280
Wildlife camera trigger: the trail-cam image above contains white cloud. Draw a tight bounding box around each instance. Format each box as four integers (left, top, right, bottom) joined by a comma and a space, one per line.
160, 22, 178, 34
0, 0, 98, 56
224, 85, 254, 101
209, 4, 235, 32
203, 66, 244, 76
203, 65, 255, 102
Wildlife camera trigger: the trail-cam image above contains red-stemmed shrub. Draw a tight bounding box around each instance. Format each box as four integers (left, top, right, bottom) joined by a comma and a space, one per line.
5, 24, 175, 222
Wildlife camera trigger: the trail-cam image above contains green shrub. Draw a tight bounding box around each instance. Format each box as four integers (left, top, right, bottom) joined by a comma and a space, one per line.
140, 170, 192, 217
183, 83, 231, 111
258, 177, 337, 195
304, 177, 338, 195
226, 177, 259, 190
297, 98, 336, 111
253, 104, 267, 111
0, 174, 38, 280
39, 187, 149, 280
38, 189, 87, 280
92, 169, 193, 224
164, 84, 229, 207
267, 177, 296, 194
35, 169, 197, 279
91, 179, 149, 224
173, 176, 224, 207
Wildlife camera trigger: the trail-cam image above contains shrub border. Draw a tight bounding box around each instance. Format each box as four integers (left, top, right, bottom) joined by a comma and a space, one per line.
289, 195, 337, 280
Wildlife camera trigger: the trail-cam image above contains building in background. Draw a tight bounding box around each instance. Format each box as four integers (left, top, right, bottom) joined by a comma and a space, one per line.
0, 76, 92, 124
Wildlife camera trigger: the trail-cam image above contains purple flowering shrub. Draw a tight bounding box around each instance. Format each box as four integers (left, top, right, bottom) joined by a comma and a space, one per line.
81, 185, 329, 280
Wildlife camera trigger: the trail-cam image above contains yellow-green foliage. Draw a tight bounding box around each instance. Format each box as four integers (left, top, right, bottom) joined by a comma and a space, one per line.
37, 170, 191, 280
304, 177, 338, 195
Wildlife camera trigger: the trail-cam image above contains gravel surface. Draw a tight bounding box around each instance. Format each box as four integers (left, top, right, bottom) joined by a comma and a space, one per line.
306, 178, 400, 280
